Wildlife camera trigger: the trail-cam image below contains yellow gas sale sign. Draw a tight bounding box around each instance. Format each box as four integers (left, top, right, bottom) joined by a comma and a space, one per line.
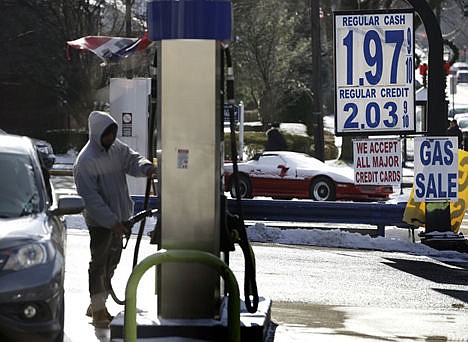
403, 149, 468, 233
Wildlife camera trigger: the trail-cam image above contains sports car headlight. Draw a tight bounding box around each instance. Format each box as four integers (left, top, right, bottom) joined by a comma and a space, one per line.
2, 243, 51, 271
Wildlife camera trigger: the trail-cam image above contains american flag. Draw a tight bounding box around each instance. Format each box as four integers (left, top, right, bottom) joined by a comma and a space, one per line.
66, 31, 152, 64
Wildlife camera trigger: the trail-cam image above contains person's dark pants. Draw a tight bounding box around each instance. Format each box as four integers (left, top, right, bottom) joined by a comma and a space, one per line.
88, 226, 123, 311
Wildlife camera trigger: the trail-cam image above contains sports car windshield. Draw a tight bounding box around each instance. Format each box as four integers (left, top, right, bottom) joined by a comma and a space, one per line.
0, 153, 41, 218
282, 153, 324, 168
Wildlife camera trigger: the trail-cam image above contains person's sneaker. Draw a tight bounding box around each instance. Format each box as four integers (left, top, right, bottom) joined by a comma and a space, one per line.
92, 309, 111, 328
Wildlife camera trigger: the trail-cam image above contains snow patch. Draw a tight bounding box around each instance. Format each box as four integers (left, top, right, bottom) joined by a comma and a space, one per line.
246, 223, 468, 261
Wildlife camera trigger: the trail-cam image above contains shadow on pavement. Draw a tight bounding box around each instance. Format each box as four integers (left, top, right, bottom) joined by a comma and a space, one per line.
432, 288, 468, 305
382, 257, 468, 305
381, 258, 468, 286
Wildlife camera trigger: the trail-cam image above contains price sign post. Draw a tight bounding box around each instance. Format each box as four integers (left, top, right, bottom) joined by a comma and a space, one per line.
334, 10, 415, 135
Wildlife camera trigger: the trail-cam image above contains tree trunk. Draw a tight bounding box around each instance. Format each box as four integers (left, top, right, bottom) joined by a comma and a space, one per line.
339, 136, 354, 162
310, 0, 324, 161
259, 90, 277, 128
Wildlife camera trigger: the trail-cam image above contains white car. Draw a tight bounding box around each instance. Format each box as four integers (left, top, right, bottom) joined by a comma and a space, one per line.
224, 151, 393, 201
453, 113, 468, 122
457, 117, 468, 132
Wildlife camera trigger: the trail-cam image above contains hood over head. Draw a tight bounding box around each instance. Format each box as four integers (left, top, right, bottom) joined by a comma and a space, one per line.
88, 111, 118, 148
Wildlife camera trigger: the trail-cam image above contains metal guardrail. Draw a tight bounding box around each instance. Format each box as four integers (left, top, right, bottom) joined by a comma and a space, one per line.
131, 196, 414, 238
49, 164, 74, 176
227, 199, 414, 237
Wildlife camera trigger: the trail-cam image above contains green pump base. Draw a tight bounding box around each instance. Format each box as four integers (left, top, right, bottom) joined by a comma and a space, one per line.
109, 295, 272, 342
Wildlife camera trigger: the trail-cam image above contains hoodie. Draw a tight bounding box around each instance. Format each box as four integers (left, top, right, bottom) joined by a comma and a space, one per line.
73, 111, 153, 229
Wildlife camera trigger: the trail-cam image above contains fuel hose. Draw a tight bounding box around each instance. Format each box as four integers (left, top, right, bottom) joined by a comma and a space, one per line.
132, 51, 158, 269
223, 44, 259, 314
109, 209, 158, 305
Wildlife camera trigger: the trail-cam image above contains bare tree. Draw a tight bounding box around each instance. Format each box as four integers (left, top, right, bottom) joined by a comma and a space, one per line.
233, 0, 308, 126
0, 0, 152, 133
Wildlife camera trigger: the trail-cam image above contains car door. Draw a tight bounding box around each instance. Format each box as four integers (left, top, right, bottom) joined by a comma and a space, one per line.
251, 154, 297, 195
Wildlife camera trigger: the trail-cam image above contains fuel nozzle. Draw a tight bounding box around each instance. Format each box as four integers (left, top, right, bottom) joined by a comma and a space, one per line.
122, 209, 158, 248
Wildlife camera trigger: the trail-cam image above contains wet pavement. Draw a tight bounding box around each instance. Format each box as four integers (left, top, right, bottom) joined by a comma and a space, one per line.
271, 302, 468, 341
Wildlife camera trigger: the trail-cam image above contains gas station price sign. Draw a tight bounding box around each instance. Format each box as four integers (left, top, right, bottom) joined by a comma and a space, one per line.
334, 10, 415, 135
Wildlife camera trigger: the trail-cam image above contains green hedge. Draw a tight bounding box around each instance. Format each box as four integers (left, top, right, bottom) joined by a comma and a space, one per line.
44, 127, 340, 161
224, 131, 338, 160
45, 129, 88, 154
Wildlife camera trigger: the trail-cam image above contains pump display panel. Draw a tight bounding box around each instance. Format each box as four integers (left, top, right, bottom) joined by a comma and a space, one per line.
334, 10, 415, 136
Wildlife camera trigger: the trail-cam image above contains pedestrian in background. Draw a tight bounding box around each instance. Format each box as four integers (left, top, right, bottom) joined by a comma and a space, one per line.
447, 119, 464, 150
265, 122, 288, 151
73, 111, 156, 328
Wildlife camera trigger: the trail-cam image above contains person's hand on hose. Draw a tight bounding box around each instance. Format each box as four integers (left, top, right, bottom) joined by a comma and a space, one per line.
146, 164, 157, 178
112, 222, 129, 237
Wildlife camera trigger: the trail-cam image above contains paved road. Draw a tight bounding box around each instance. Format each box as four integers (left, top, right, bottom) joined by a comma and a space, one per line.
54, 175, 468, 340
64, 231, 468, 341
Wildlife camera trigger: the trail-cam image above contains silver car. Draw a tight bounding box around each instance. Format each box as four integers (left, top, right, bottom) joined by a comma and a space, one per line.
0, 134, 83, 341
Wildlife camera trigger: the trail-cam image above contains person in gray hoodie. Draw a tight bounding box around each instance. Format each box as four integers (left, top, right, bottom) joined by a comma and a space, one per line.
74, 111, 156, 328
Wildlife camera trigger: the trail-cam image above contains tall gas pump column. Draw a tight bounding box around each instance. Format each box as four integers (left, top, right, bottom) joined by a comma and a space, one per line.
148, 0, 229, 319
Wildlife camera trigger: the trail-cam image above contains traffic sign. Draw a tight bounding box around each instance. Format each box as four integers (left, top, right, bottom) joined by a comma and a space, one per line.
334, 10, 415, 135
413, 137, 458, 202
224, 104, 239, 122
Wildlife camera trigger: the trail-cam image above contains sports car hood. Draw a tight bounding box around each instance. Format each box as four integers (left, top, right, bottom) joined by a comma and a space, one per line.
225, 154, 356, 184
0, 214, 49, 248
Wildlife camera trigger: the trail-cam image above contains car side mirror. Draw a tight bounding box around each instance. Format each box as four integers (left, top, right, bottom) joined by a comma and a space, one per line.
49, 195, 84, 216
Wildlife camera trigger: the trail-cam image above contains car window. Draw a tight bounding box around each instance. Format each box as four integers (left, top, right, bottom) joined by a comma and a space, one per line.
458, 72, 468, 83
448, 108, 468, 116
292, 154, 323, 168
0, 153, 41, 218
458, 119, 468, 129
258, 155, 285, 166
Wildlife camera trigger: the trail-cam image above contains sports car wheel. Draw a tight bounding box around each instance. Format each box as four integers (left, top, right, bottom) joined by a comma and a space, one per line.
230, 174, 252, 198
310, 177, 336, 201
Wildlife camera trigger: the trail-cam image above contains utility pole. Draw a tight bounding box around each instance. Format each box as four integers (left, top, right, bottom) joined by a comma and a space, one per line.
311, 0, 325, 161
125, 0, 133, 78
406, 0, 451, 235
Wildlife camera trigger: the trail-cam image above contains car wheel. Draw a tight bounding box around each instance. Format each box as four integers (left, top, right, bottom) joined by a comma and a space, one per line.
230, 174, 252, 198
310, 177, 336, 201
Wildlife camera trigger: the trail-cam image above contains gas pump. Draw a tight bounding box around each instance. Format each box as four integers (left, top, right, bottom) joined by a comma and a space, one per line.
109, 1, 271, 340
109, 77, 151, 196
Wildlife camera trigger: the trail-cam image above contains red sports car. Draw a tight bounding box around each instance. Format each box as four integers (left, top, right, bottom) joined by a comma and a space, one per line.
224, 151, 393, 201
